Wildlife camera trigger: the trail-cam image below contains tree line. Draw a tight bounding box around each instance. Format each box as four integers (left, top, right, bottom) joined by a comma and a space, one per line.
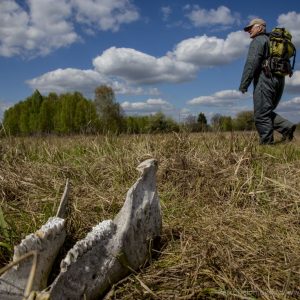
0, 86, 256, 136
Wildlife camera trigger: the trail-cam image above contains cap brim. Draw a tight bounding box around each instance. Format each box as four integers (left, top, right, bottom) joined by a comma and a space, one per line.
243, 25, 252, 32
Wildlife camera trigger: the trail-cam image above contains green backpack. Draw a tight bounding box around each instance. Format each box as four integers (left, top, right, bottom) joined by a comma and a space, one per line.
266, 27, 296, 77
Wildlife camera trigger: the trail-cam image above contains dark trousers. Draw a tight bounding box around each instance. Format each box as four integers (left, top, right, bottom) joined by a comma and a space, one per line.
253, 73, 293, 144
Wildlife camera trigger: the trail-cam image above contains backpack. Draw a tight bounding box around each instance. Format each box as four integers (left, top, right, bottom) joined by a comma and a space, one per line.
266, 27, 296, 77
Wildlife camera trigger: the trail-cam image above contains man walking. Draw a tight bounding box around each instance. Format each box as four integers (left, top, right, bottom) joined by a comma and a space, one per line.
239, 18, 296, 144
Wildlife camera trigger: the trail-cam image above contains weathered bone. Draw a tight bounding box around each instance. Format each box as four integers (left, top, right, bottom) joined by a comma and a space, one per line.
0, 217, 66, 299
0, 159, 161, 300
48, 158, 161, 300
0, 180, 69, 299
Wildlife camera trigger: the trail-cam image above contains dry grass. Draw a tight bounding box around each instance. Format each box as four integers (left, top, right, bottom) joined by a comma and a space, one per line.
0, 132, 300, 299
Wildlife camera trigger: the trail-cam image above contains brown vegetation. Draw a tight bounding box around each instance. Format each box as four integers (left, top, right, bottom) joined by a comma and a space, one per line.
1, 132, 300, 299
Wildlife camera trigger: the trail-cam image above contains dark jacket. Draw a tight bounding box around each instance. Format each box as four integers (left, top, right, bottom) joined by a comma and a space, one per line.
239, 33, 269, 92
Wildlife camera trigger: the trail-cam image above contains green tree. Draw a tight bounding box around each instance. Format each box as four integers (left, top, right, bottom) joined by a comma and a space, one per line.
126, 116, 141, 134
211, 113, 222, 131
183, 115, 198, 132
2, 91, 98, 135
28, 90, 43, 133
19, 102, 30, 134
94, 85, 124, 133
74, 98, 98, 133
197, 112, 208, 131
39, 98, 54, 133
52, 93, 63, 133
39, 92, 60, 134
233, 111, 255, 131
3, 105, 20, 135
220, 116, 233, 131
85, 100, 99, 133
125, 115, 151, 133
54, 92, 80, 133
147, 112, 179, 133
211, 114, 232, 131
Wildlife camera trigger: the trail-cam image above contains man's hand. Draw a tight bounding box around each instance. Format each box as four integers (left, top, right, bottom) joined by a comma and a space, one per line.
239, 88, 247, 94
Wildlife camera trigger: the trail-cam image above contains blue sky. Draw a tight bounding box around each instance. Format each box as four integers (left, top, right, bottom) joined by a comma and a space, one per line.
1, 0, 300, 123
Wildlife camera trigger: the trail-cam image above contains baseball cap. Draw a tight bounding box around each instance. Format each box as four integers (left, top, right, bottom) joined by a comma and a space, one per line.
243, 18, 266, 32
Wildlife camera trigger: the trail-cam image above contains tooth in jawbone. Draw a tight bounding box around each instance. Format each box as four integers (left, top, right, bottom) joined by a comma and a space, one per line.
0, 216, 67, 295
22, 234, 36, 250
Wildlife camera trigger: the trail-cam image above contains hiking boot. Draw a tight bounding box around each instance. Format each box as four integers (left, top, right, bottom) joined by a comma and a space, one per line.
282, 125, 296, 142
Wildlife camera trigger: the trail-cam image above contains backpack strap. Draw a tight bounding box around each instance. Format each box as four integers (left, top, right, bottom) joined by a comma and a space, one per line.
291, 46, 296, 71
261, 34, 272, 77
263, 33, 270, 59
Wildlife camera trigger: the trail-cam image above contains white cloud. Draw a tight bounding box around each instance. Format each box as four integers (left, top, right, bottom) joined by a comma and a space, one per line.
161, 6, 172, 21
113, 85, 160, 96
93, 47, 198, 84
0, 100, 13, 120
179, 107, 194, 119
285, 71, 300, 93
71, 0, 139, 32
0, 0, 139, 57
277, 95, 300, 123
185, 5, 239, 28
277, 12, 300, 47
188, 89, 248, 106
172, 31, 250, 66
26, 68, 160, 97
0, 1, 30, 57
92, 31, 249, 84
26, 28, 251, 95
180, 108, 191, 114
121, 98, 174, 114
0, 0, 78, 57
27, 68, 108, 95
278, 97, 300, 112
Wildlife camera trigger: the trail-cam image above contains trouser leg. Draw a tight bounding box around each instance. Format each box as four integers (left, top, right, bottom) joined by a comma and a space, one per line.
270, 76, 294, 135
272, 112, 294, 135
253, 74, 291, 144
253, 80, 274, 144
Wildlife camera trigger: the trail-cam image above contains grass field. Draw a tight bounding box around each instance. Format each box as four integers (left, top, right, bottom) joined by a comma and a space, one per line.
0, 131, 300, 299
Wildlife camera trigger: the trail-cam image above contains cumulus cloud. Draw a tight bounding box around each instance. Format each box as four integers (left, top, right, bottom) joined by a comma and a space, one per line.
185, 5, 239, 28
278, 97, 300, 113
121, 98, 174, 114
92, 31, 249, 84
26, 68, 160, 97
188, 89, 248, 106
27, 27, 252, 94
0, 0, 139, 57
178, 107, 195, 120
286, 71, 300, 93
0, 1, 29, 57
93, 47, 198, 84
161, 6, 172, 21
276, 95, 300, 122
0, 100, 13, 120
27, 68, 108, 95
172, 31, 250, 66
71, 0, 139, 32
277, 11, 300, 47
0, 0, 78, 57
